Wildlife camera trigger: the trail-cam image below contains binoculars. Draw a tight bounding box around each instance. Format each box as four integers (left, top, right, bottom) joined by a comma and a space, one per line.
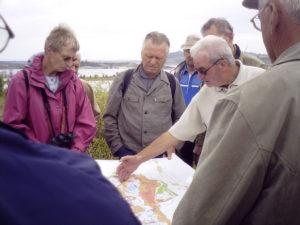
49, 132, 74, 148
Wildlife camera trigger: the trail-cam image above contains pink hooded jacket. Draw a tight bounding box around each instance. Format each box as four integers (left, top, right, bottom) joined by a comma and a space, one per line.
3, 54, 96, 152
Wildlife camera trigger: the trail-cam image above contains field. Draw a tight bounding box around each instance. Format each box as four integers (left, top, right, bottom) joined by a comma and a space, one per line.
0, 77, 114, 160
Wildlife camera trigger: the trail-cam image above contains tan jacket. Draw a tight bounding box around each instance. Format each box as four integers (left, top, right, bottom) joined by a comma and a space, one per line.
80, 79, 100, 119
173, 42, 300, 225
103, 66, 185, 154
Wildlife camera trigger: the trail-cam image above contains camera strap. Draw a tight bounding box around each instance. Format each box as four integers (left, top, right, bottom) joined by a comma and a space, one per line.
40, 88, 69, 137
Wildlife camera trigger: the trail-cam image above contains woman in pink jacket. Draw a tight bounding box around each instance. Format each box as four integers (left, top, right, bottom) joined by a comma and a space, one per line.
3, 24, 96, 152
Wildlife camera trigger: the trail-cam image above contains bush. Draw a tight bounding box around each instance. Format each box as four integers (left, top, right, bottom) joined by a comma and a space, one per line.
88, 89, 115, 160
0, 76, 5, 95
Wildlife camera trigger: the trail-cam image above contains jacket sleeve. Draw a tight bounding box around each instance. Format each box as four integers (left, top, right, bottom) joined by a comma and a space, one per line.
103, 74, 125, 154
173, 99, 268, 225
71, 80, 97, 152
3, 72, 37, 140
172, 78, 186, 123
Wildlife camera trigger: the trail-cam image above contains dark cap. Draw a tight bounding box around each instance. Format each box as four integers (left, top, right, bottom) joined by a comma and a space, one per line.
242, 0, 259, 9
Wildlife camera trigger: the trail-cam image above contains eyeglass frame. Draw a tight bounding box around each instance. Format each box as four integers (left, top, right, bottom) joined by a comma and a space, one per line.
250, 14, 261, 31
250, 2, 270, 32
0, 14, 14, 53
195, 58, 223, 76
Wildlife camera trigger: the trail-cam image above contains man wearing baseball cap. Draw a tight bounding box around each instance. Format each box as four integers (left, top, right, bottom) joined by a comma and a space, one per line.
173, 34, 203, 166
172, 0, 300, 224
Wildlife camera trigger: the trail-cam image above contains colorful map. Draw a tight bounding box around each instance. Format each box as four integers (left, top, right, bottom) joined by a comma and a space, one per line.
97, 155, 194, 225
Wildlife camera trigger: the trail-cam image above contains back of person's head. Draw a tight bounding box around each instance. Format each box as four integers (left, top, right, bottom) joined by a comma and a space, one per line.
201, 18, 233, 37
143, 31, 170, 54
71, 53, 81, 73
265, 0, 300, 22
44, 24, 79, 53
190, 35, 234, 64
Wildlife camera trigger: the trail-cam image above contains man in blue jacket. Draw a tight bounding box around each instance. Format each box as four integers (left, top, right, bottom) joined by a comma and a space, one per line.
173, 34, 203, 166
0, 12, 140, 225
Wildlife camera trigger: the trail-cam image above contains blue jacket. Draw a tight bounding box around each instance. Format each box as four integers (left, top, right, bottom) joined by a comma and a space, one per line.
0, 122, 141, 225
174, 62, 203, 106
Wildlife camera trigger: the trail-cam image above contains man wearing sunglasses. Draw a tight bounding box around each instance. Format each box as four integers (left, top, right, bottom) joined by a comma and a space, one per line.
117, 35, 264, 181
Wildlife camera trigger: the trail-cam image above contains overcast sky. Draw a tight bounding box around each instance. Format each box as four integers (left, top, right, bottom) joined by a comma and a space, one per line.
0, 0, 264, 61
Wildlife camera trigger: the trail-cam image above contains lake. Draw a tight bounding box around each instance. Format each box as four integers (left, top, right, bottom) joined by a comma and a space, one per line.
0, 67, 129, 77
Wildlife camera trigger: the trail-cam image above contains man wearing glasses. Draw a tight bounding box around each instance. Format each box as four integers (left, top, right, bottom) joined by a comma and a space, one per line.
0, 12, 141, 225
171, 0, 300, 224
117, 35, 264, 181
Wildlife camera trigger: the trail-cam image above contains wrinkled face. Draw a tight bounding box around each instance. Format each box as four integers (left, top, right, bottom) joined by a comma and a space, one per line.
183, 49, 194, 67
141, 39, 168, 78
193, 51, 227, 87
71, 55, 80, 73
47, 43, 76, 73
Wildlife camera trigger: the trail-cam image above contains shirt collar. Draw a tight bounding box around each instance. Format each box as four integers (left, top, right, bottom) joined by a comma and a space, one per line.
215, 60, 243, 92
182, 64, 198, 76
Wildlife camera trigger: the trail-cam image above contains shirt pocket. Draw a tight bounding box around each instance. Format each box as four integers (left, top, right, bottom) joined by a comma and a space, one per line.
154, 95, 171, 103
124, 95, 139, 102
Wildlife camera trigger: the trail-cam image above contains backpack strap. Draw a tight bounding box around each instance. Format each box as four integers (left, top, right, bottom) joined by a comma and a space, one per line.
23, 70, 29, 91
121, 69, 134, 97
166, 72, 176, 100
166, 72, 177, 123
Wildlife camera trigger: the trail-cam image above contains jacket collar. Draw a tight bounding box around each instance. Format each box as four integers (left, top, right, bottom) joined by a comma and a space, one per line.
24, 54, 76, 91
273, 42, 300, 67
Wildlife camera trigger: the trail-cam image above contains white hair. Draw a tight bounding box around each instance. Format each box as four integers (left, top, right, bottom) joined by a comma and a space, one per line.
190, 35, 234, 64
260, 0, 300, 22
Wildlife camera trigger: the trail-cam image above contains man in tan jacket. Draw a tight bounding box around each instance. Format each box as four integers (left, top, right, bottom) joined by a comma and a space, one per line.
103, 31, 185, 158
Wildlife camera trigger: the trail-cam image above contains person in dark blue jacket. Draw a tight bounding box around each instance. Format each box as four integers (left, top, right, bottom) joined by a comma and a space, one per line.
0, 121, 141, 225
173, 34, 203, 166
0, 12, 141, 225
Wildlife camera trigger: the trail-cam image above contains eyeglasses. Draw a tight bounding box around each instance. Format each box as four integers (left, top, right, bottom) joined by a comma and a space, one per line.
0, 14, 14, 53
250, 13, 261, 31
196, 58, 223, 75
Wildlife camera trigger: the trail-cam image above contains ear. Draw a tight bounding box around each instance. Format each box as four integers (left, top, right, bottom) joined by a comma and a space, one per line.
227, 32, 234, 43
267, 2, 280, 34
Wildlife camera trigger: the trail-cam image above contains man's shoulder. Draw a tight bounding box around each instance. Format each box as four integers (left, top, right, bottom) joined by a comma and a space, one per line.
240, 52, 267, 69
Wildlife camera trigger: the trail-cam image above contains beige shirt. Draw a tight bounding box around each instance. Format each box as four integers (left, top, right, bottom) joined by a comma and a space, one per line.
169, 61, 265, 141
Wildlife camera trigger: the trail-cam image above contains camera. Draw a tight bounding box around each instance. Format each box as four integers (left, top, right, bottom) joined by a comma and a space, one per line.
49, 132, 73, 148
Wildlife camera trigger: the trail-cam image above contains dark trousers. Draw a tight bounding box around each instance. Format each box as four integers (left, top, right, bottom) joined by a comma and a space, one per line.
176, 141, 194, 166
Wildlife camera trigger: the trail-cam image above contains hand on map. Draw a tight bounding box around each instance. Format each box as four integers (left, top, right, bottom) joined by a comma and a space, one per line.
165, 146, 175, 159
117, 155, 141, 182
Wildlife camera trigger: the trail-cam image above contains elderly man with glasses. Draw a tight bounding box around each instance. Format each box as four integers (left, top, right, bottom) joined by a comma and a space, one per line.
116, 35, 264, 181
170, 0, 300, 224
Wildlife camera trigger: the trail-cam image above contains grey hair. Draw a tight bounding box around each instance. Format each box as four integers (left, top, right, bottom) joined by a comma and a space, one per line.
260, 0, 300, 22
44, 24, 80, 52
142, 31, 170, 54
190, 35, 235, 64
201, 18, 233, 36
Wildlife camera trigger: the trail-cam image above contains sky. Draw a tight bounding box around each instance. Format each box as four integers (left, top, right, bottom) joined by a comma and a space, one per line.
0, 0, 265, 61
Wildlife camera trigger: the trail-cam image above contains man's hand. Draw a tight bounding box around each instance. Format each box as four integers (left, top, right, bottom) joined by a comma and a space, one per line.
116, 155, 142, 182
166, 146, 175, 159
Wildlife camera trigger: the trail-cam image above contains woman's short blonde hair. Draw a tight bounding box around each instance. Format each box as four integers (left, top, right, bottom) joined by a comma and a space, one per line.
44, 24, 79, 53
